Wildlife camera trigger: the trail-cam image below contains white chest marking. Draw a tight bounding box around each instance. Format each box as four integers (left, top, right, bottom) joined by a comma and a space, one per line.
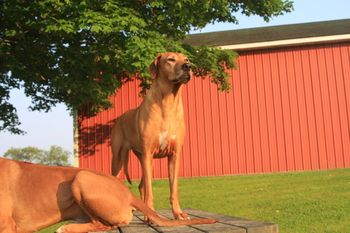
159, 131, 168, 150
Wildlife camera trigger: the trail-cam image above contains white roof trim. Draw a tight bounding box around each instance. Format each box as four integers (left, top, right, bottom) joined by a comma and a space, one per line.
219, 34, 350, 50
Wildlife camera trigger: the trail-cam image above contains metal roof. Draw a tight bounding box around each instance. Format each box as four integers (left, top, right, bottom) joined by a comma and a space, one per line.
184, 19, 350, 50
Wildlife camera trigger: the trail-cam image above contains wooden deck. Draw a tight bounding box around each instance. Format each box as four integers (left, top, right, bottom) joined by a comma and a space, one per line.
94, 209, 278, 233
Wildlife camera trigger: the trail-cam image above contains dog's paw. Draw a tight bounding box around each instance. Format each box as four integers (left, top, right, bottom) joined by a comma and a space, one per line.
55, 226, 65, 233
92, 220, 114, 231
173, 212, 190, 220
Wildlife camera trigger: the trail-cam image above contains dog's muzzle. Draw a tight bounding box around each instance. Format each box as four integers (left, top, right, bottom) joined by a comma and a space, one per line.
173, 62, 192, 84
182, 63, 191, 72
173, 74, 191, 84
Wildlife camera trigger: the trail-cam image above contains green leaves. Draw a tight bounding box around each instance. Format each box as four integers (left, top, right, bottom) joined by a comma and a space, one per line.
241, 0, 294, 21
0, 0, 294, 133
184, 46, 238, 91
0, 75, 24, 134
3, 145, 71, 166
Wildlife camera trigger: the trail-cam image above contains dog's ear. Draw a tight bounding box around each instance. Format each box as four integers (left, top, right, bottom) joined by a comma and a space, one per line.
149, 54, 162, 78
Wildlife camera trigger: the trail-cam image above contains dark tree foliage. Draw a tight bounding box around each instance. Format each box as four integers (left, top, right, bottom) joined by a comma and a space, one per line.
0, 0, 293, 134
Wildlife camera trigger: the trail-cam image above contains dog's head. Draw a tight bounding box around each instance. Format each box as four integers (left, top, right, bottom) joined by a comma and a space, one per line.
150, 52, 193, 84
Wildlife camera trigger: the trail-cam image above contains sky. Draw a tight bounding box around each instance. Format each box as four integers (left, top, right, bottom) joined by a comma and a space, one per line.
1, 0, 349, 161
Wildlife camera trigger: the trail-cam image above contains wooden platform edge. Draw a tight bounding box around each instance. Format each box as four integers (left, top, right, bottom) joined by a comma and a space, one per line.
92, 209, 279, 233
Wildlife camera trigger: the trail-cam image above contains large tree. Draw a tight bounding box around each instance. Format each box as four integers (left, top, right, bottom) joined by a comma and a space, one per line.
1, 0, 293, 134
3, 145, 71, 166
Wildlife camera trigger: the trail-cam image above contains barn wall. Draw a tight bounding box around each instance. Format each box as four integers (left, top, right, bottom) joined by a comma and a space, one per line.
78, 42, 350, 179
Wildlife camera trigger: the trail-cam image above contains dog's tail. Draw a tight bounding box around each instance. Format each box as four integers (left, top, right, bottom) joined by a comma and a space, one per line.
131, 197, 216, 226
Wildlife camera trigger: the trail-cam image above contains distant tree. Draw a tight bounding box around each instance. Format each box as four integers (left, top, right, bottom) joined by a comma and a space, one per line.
41, 145, 71, 166
3, 146, 43, 163
3, 145, 71, 166
1, 0, 294, 134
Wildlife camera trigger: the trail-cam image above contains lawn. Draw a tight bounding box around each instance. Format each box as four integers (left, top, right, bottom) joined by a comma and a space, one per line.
40, 168, 350, 233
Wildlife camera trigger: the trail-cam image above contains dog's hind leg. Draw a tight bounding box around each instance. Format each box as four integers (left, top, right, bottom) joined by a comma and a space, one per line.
61, 171, 134, 232
0, 216, 16, 233
111, 121, 128, 177
0, 195, 16, 233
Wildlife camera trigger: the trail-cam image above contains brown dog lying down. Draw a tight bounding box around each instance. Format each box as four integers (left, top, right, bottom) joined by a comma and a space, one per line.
0, 158, 215, 233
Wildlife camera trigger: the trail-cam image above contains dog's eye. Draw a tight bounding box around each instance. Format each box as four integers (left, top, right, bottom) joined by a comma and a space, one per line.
167, 57, 176, 62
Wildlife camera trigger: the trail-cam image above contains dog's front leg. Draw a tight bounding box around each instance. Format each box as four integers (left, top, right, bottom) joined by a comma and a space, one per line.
168, 152, 189, 220
141, 153, 154, 211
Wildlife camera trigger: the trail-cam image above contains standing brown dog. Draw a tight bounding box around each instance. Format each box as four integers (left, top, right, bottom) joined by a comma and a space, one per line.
0, 158, 215, 233
111, 52, 192, 220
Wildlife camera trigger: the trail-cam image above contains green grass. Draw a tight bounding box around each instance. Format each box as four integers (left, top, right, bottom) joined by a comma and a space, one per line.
40, 169, 350, 233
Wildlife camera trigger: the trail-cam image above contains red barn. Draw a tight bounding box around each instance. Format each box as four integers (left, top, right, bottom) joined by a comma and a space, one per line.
76, 19, 350, 179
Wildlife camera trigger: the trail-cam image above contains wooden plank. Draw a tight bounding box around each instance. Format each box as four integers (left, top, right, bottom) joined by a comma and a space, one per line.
156, 209, 246, 232
191, 222, 246, 233
96, 209, 278, 233
187, 209, 278, 233
119, 215, 158, 233
91, 230, 119, 233
153, 210, 205, 233
152, 224, 201, 233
